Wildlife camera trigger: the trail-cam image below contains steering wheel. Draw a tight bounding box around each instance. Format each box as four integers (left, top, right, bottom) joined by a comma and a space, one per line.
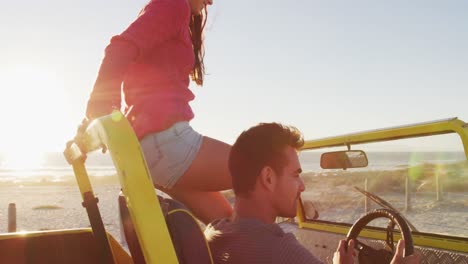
346, 208, 414, 264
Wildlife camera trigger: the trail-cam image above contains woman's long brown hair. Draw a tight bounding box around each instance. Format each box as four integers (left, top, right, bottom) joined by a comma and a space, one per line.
189, 9, 207, 86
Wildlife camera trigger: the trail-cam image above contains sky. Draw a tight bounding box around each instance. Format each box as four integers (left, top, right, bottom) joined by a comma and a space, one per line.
0, 0, 467, 166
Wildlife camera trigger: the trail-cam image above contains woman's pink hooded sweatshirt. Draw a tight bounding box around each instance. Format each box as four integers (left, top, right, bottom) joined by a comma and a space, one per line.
86, 0, 195, 139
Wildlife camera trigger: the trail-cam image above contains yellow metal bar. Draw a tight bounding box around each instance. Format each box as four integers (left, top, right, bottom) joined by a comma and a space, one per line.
66, 133, 115, 263
72, 161, 94, 200
302, 117, 468, 159
296, 117, 468, 253
296, 197, 306, 226
84, 111, 179, 264
63, 137, 95, 199
300, 221, 468, 253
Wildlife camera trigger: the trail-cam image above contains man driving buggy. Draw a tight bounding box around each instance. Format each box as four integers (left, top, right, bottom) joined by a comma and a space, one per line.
205, 122, 421, 264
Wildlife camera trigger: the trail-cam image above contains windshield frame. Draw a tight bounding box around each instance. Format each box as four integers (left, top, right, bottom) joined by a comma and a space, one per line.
296, 117, 468, 253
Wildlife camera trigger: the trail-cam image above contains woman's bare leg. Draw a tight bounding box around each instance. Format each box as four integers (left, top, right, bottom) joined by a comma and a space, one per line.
163, 188, 232, 224
175, 136, 232, 191
168, 136, 233, 223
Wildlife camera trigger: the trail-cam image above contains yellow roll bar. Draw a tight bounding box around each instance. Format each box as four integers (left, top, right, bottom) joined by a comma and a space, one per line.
64, 111, 179, 264
297, 117, 468, 253
302, 117, 468, 159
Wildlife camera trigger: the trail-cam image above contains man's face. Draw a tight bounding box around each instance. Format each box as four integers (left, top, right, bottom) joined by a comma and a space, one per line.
272, 146, 305, 218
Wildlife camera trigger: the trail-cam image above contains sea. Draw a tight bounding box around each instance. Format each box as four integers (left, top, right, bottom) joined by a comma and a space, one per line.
0, 152, 117, 182
0, 151, 466, 182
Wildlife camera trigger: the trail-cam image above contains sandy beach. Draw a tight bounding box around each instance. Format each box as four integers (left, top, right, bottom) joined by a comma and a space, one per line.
1, 162, 467, 246
2, 183, 467, 241
0, 181, 125, 243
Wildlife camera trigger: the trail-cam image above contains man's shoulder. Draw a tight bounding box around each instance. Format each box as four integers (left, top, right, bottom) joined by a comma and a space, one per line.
205, 218, 285, 238
273, 233, 323, 264
205, 218, 323, 264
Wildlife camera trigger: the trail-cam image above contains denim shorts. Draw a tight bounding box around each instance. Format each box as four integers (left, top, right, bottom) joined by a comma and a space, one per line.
140, 122, 203, 189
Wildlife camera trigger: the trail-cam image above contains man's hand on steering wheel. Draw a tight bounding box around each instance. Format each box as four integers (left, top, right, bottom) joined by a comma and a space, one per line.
390, 240, 421, 264
333, 239, 356, 264
332, 239, 421, 264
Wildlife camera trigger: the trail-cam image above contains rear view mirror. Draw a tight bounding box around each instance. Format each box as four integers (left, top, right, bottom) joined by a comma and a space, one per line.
320, 150, 368, 169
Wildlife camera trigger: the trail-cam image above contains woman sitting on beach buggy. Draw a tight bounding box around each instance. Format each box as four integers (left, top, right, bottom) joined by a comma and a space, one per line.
71, 0, 231, 225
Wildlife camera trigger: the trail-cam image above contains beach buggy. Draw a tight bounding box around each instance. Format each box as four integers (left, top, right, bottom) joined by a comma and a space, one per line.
0, 111, 467, 263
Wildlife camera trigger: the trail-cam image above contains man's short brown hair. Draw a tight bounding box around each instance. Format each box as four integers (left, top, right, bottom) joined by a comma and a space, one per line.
229, 123, 304, 197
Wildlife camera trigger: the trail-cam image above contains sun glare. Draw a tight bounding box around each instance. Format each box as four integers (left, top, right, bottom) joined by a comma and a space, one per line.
0, 64, 71, 170
2, 151, 45, 171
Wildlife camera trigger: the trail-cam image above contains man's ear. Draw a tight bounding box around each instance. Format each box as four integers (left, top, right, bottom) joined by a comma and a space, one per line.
259, 166, 276, 192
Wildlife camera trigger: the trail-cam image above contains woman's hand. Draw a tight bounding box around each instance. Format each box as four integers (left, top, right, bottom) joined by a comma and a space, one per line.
74, 118, 91, 151
63, 118, 90, 164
